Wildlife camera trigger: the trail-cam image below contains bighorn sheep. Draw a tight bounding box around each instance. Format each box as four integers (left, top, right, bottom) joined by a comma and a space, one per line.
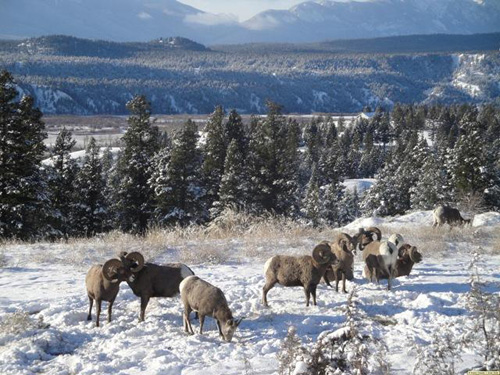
85, 258, 133, 327
367, 244, 423, 279
433, 205, 471, 227
352, 227, 382, 252
362, 233, 404, 290
262, 243, 338, 307
118, 252, 195, 321
323, 233, 355, 293
180, 275, 242, 342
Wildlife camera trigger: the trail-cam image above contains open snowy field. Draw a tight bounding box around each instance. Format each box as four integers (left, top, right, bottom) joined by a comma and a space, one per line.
1, 211, 499, 375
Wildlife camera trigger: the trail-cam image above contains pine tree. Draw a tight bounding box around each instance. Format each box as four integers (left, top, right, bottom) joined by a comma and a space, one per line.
113, 95, 161, 233
216, 139, 248, 214
47, 127, 79, 237
410, 153, 447, 210
72, 137, 108, 236
224, 109, 246, 154
202, 106, 227, 215
301, 164, 321, 227
0, 71, 50, 240
150, 120, 205, 225
446, 120, 488, 201
338, 188, 361, 226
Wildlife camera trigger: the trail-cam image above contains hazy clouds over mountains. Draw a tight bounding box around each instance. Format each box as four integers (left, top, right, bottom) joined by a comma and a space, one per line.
1, 0, 499, 44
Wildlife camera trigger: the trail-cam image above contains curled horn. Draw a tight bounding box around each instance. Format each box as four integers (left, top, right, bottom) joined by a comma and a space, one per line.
366, 227, 382, 241
409, 246, 422, 263
102, 259, 123, 282
312, 243, 334, 265
336, 233, 353, 252
398, 244, 411, 259
235, 318, 244, 327
125, 252, 145, 273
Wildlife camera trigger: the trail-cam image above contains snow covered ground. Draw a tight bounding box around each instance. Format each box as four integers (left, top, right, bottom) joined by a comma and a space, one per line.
0, 211, 499, 375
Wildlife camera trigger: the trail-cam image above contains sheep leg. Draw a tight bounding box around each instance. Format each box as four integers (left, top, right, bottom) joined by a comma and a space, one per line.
335, 269, 340, 292
342, 272, 347, 294
304, 286, 312, 307
323, 268, 332, 287
184, 307, 195, 335
87, 296, 93, 321
216, 320, 223, 338
108, 297, 115, 323
140, 296, 150, 322
262, 280, 277, 307
311, 285, 317, 306
199, 315, 205, 334
95, 299, 102, 327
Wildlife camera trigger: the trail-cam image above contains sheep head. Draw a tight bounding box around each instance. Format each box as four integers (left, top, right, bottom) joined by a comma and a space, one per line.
409, 246, 422, 263
222, 318, 243, 342
119, 251, 145, 275
312, 243, 336, 265
102, 258, 133, 283
335, 233, 355, 253
356, 227, 381, 250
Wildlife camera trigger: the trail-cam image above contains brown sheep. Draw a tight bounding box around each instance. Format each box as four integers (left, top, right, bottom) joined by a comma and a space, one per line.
433, 205, 471, 227
372, 244, 423, 279
323, 233, 355, 293
262, 243, 337, 307
85, 258, 132, 327
118, 252, 195, 322
180, 275, 242, 342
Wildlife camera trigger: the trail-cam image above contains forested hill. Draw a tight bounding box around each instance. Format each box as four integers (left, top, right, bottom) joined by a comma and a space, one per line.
0, 34, 499, 115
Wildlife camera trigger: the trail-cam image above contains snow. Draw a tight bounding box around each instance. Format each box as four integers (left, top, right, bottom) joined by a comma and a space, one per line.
342, 178, 375, 194
42, 147, 121, 167
1, 212, 499, 374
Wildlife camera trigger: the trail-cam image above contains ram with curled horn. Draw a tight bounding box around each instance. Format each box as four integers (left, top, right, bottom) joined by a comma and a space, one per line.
262, 243, 338, 307
118, 251, 195, 322
323, 232, 355, 293
372, 244, 423, 279
85, 257, 134, 327
352, 226, 382, 252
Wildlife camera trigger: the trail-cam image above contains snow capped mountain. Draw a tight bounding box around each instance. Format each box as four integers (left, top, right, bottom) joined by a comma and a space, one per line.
0, 0, 499, 44
238, 0, 500, 43
0, 0, 238, 44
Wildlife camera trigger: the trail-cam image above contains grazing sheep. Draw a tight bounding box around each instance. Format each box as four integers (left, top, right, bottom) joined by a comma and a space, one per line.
119, 252, 195, 322
180, 275, 242, 342
362, 233, 404, 290
352, 227, 382, 252
85, 258, 132, 327
262, 243, 338, 307
433, 205, 471, 227
373, 244, 423, 279
323, 233, 355, 293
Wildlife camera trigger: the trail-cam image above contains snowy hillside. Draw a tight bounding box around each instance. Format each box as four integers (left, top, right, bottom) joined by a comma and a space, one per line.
1, 211, 499, 374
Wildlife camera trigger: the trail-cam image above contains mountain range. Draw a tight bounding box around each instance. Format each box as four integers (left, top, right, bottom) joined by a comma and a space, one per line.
1, 0, 499, 44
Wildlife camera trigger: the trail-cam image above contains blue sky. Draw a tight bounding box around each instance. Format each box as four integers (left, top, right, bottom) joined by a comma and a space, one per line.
178, 0, 305, 21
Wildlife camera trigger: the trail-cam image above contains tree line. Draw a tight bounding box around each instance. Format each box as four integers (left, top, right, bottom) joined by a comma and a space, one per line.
1, 70, 499, 240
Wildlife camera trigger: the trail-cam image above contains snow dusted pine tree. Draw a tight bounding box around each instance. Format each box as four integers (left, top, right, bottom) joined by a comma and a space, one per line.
216, 139, 248, 214
202, 106, 227, 217
113, 95, 160, 233
0, 71, 51, 240
72, 137, 109, 237
47, 127, 79, 237
446, 120, 488, 204
302, 164, 321, 227
149, 120, 205, 225
338, 187, 361, 226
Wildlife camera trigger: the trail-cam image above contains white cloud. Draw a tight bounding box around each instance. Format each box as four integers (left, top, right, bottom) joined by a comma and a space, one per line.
137, 11, 152, 20
184, 12, 238, 26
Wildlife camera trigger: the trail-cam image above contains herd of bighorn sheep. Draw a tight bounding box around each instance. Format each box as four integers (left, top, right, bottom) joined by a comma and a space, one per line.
85, 205, 470, 340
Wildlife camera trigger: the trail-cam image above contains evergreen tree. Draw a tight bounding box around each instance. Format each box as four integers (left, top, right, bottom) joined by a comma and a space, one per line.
202, 106, 226, 215
0, 71, 50, 240
224, 109, 246, 154
47, 127, 79, 237
73, 137, 108, 236
338, 188, 361, 226
358, 132, 375, 177
302, 164, 321, 227
150, 120, 205, 225
446, 120, 488, 201
113, 95, 160, 233
410, 153, 447, 210
216, 139, 249, 214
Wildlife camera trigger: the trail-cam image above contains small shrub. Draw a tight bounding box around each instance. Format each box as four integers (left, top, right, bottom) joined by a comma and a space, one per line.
0, 311, 49, 335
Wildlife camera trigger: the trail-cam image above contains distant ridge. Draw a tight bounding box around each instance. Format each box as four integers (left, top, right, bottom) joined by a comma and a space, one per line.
215, 33, 500, 54
0, 35, 209, 58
